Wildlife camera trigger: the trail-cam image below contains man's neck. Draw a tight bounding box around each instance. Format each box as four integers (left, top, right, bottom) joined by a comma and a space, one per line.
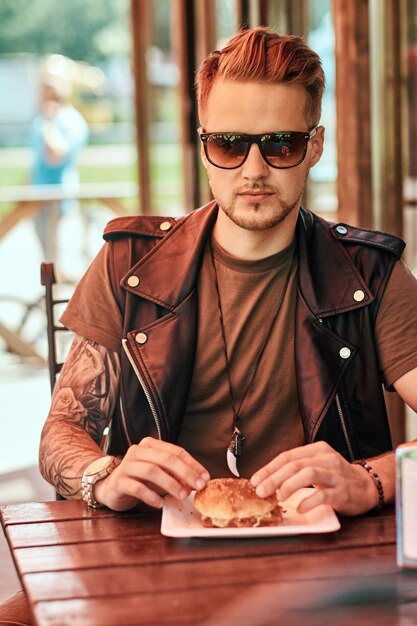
212, 208, 299, 260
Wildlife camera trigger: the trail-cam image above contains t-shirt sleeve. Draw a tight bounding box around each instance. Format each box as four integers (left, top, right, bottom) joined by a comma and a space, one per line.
60, 244, 123, 353
375, 259, 417, 388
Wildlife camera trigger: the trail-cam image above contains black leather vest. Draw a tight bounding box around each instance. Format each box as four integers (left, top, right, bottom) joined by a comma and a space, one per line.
103, 202, 405, 461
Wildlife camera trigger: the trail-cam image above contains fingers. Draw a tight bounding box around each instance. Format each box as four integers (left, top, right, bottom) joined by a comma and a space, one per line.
138, 437, 210, 480
102, 437, 211, 512
118, 476, 166, 509
250, 442, 352, 513
251, 442, 335, 495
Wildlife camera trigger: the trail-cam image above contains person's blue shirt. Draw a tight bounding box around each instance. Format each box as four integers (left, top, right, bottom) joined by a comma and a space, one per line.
30, 105, 89, 189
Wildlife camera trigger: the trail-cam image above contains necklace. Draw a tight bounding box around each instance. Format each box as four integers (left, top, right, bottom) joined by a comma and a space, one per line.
209, 238, 296, 477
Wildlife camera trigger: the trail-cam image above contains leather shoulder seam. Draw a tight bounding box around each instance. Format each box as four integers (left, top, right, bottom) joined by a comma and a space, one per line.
329, 223, 405, 258
103, 215, 180, 240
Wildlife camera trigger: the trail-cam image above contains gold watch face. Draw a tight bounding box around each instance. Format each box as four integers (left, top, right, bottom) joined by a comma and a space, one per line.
85, 456, 113, 477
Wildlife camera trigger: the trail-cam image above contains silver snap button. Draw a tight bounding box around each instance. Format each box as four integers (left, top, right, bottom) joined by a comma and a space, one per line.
353, 289, 365, 302
135, 332, 148, 345
336, 225, 348, 236
339, 347, 351, 359
159, 221, 172, 231
127, 276, 140, 288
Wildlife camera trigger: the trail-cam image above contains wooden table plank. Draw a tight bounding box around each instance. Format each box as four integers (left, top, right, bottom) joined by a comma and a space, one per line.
22, 543, 398, 602
5, 514, 160, 547
10, 518, 396, 575
30, 569, 417, 626
0, 499, 152, 526
5, 507, 395, 577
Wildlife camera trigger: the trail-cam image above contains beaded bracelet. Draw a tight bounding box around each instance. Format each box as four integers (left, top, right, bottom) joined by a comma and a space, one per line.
353, 459, 385, 510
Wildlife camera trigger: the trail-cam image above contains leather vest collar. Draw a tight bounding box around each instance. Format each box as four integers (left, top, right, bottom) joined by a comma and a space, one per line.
120, 202, 375, 318
120, 201, 217, 310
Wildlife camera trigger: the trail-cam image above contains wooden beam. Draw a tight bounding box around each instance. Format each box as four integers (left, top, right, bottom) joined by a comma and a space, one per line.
333, 0, 372, 227
236, 0, 250, 30
174, 0, 201, 211
195, 0, 217, 206
376, 0, 405, 237
130, 0, 152, 215
370, 0, 406, 444
195, 0, 216, 65
287, 0, 309, 37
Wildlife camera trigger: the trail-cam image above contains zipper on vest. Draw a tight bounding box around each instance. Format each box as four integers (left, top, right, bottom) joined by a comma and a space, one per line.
119, 397, 133, 447
122, 339, 163, 441
335, 393, 354, 461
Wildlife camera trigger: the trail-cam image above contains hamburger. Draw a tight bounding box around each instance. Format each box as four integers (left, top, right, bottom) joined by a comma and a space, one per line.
194, 477, 284, 528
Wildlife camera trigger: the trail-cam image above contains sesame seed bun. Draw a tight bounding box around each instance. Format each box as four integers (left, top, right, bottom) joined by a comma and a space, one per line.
194, 478, 283, 528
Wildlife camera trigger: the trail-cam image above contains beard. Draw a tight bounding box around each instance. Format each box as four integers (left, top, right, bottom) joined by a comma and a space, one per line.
220, 196, 297, 231
208, 171, 309, 233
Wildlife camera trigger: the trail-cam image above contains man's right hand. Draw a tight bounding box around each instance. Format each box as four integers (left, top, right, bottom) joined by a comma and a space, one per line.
94, 437, 211, 511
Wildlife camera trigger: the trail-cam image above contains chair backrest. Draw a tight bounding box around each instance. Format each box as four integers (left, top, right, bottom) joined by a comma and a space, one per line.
40, 262, 72, 393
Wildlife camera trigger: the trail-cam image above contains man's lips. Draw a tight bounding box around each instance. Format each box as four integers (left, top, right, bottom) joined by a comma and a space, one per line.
236, 189, 275, 200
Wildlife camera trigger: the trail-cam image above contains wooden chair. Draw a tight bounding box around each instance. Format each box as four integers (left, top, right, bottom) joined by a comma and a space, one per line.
40, 262, 72, 393
40, 260, 110, 451
40, 262, 74, 501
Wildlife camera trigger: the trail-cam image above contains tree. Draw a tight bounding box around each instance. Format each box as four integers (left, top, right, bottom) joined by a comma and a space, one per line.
0, 0, 130, 63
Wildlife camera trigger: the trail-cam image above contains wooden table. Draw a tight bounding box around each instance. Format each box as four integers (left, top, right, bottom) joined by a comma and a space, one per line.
0, 182, 138, 361
0, 182, 138, 241
1, 499, 416, 626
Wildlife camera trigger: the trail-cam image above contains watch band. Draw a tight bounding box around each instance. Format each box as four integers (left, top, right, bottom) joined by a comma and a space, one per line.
82, 478, 104, 509
81, 456, 117, 509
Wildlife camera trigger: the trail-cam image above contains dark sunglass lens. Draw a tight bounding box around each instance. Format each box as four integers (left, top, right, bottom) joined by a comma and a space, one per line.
206, 134, 248, 168
262, 133, 306, 167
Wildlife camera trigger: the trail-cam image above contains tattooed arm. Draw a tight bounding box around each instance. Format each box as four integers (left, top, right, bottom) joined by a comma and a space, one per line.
39, 335, 121, 499
40, 335, 210, 510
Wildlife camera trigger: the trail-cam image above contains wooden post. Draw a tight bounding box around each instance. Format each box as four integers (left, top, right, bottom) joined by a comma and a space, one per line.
130, 0, 152, 215
174, 0, 201, 211
371, 0, 405, 237
195, 0, 217, 206
370, 0, 407, 444
288, 0, 309, 37
236, 0, 250, 29
333, 0, 373, 227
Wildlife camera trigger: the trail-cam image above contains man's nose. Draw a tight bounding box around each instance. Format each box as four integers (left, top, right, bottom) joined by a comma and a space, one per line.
241, 143, 269, 180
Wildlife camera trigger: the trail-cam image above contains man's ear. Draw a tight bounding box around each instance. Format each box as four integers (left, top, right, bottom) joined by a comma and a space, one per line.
309, 125, 325, 168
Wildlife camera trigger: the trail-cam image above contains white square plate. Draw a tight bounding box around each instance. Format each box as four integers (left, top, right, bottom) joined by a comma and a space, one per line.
161, 487, 341, 538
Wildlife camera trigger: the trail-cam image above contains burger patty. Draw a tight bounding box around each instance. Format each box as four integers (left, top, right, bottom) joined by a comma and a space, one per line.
200, 503, 284, 528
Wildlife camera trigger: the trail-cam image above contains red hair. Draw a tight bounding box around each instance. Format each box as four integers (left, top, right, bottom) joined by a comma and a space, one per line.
196, 27, 325, 128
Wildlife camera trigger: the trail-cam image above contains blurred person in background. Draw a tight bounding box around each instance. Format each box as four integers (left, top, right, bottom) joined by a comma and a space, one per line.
30, 75, 89, 264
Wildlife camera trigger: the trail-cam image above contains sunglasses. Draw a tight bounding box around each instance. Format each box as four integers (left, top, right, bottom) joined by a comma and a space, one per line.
200, 127, 317, 170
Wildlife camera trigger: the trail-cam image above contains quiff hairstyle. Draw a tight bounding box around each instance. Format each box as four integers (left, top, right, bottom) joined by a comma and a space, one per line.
195, 27, 325, 129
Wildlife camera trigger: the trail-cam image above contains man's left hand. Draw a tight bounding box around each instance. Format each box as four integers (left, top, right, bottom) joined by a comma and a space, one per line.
250, 441, 380, 516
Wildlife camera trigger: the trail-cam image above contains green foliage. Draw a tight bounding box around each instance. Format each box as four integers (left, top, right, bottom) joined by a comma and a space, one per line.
0, 0, 130, 63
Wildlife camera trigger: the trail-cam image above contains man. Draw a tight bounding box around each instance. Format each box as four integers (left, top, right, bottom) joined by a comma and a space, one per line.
39, 27, 417, 516
3, 25, 417, 625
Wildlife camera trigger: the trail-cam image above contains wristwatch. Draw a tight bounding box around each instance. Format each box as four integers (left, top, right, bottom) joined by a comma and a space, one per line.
81, 456, 117, 508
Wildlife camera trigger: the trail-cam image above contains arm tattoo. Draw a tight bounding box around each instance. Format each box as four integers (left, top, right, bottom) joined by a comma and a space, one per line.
39, 335, 121, 498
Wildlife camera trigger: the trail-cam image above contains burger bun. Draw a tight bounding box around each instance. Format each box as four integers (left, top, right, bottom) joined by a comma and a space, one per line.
194, 478, 283, 528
